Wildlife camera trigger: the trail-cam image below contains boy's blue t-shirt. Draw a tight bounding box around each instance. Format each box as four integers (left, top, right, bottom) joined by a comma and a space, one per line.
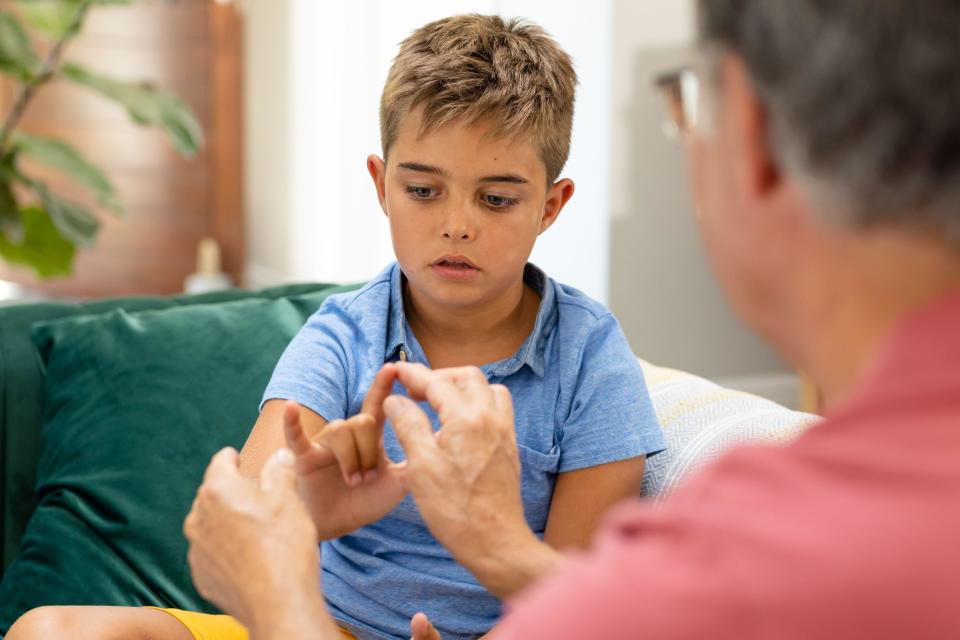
262, 262, 665, 640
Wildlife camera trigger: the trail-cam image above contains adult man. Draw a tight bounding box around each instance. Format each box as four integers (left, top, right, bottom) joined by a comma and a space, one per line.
184, 1, 960, 638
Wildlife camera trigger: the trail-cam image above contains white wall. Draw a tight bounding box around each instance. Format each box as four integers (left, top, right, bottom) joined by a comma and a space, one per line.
243, 0, 295, 287
608, 0, 795, 404
247, 0, 613, 302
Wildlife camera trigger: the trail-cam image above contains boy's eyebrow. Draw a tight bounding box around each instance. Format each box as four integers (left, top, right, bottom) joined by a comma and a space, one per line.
478, 174, 529, 185
398, 162, 448, 177
397, 162, 530, 185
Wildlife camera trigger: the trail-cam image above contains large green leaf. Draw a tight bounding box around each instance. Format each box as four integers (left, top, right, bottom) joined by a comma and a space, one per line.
62, 62, 204, 157
0, 205, 75, 277
0, 11, 39, 81
17, 0, 135, 39
0, 177, 22, 243
17, 0, 85, 40
31, 180, 100, 247
13, 132, 123, 213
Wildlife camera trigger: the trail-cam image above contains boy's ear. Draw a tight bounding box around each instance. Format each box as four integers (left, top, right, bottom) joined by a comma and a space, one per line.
367, 155, 388, 215
539, 178, 575, 235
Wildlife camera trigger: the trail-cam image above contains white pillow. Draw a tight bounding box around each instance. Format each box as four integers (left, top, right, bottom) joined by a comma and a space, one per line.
639, 359, 821, 498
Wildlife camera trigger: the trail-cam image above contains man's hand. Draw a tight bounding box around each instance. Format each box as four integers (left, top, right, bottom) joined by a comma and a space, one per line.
184, 447, 340, 640
385, 363, 561, 599
285, 364, 408, 540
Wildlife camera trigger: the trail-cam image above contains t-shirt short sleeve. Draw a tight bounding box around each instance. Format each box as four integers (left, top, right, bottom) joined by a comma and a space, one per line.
558, 314, 666, 473
260, 299, 358, 422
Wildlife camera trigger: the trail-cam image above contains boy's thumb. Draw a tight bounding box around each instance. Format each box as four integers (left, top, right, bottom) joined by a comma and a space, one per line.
410, 612, 441, 640
260, 448, 296, 493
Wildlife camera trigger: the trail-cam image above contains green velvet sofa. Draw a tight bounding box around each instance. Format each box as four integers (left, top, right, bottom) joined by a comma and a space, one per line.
0, 282, 819, 637
0, 282, 358, 635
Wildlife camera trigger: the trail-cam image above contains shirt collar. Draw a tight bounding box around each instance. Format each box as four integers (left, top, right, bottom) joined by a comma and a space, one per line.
385, 263, 408, 362
486, 264, 554, 378
383, 262, 555, 378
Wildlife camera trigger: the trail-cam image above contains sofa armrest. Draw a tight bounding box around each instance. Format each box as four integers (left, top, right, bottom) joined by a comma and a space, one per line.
640, 359, 821, 498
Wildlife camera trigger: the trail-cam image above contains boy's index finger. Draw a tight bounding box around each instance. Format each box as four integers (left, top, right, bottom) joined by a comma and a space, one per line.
361, 363, 399, 421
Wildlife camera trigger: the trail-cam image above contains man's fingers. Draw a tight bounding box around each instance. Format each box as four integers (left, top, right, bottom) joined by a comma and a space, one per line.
260, 448, 296, 493
202, 447, 240, 484
393, 362, 447, 401
490, 384, 515, 420
448, 366, 488, 390
394, 362, 483, 392
361, 363, 399, 423
317, 421, 363, 486
393, 362, 459, 406
189, 448, 241, 541
282, 402, 313, 456
384, 395, 439, 464
394, 363, 486, 412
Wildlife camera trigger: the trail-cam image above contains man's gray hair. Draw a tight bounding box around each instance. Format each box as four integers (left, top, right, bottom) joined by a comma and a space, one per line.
698, 0, 960, 244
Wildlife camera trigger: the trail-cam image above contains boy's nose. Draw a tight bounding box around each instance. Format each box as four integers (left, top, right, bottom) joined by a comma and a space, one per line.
442, 229, 471, 240
440, 209, 474, 241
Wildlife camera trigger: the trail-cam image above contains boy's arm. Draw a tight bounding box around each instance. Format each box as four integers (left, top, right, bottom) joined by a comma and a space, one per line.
541, 314, 661, 552
543, 456, 647, 550
238, 400, 328, 478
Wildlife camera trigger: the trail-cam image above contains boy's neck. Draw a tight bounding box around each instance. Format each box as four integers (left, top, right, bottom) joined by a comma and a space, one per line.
404, 276, 541, 369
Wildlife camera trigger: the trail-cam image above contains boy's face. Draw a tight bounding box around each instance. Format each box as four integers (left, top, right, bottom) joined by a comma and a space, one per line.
368, 107, 574, 311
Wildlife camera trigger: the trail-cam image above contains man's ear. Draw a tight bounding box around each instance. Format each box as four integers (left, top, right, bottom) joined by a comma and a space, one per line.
539, 178, 575, 235
723, 55, 780, 204
367, 155, 388, 215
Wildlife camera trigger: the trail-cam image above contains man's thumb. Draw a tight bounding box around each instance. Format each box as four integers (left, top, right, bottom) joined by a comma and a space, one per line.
260, 448, 296, 493
384, 395, 437, 461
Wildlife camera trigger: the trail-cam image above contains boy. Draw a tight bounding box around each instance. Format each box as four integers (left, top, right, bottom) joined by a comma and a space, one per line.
8, 14, 664, 640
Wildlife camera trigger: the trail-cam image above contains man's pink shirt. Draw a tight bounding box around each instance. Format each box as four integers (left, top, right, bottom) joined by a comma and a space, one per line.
498, 290, 960, 639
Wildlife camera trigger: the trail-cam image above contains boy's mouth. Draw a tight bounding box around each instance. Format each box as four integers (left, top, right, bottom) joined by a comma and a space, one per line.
431, 255, 480, 280
433, 256, 478, 270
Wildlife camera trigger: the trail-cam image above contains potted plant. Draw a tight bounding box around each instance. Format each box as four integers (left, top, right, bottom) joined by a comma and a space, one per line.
0, 0, 202, 279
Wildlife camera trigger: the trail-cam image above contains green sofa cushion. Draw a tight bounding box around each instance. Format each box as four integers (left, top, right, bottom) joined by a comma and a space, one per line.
0, 283, 335, 576
0, 285, 359, 635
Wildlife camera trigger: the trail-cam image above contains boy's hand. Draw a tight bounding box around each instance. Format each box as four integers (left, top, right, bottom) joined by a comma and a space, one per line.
284, 365, 408, 540
410, 612, 443, 640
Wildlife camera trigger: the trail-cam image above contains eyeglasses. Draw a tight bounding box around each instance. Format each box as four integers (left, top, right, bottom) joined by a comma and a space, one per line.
653, 67, 701, 139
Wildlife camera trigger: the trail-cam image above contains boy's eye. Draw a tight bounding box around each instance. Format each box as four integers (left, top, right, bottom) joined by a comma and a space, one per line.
406, 185, 437, 199
483, 194, 518, 209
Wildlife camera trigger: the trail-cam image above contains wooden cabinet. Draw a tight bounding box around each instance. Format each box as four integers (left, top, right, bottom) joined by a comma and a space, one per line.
0, 0, 244, 297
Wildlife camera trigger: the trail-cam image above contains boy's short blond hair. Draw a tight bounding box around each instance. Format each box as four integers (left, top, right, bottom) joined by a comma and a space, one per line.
380, 14, 577, 184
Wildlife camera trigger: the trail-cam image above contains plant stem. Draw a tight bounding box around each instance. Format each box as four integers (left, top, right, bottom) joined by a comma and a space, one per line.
0, 2, 92, 151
